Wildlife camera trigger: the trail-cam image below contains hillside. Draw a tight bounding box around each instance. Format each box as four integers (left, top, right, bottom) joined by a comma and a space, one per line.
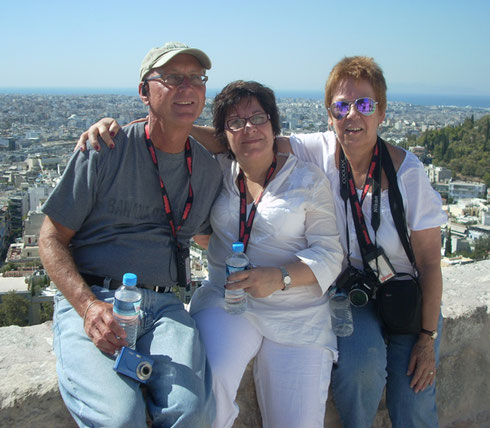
417, 114, 490, 185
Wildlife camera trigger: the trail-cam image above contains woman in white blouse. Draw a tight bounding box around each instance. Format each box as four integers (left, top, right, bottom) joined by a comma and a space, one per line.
187, 60, 445, 427
287, 57, 445, 428
190, 80, 343, 428
77, 80, 343, 428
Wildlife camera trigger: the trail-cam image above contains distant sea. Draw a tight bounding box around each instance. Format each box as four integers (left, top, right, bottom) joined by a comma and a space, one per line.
1, 87, 490, 108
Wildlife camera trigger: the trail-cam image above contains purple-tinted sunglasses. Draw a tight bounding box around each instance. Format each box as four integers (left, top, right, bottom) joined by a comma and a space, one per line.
328, 97, 378, 120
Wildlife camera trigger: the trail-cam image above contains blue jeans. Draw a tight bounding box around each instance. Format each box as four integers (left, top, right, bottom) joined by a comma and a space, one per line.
53, 286, 215, 428
332, 301, 442, 428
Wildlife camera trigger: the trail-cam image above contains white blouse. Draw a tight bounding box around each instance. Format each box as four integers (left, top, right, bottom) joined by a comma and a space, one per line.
290, 131, 447, 274
190, 153, 343, 354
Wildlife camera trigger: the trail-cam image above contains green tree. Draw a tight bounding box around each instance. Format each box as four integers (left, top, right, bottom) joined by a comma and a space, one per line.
0, 291, 29, 327
39, 302, 54, 323
0, 263, 15, 273
444, 228, 452, 256
473, 236, 490, 260
485, 118, 489, 147
418, 114, 490, 182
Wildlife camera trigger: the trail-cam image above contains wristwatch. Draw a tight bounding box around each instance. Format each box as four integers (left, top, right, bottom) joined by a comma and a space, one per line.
279, 267, 292, 291
420, 328, 438, 340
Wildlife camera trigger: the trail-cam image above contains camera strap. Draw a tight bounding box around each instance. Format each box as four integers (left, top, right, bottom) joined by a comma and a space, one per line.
237, 156, 277, 252
378, 138, 418, 273
339, 136, 419, 279
339, 140, 382, 272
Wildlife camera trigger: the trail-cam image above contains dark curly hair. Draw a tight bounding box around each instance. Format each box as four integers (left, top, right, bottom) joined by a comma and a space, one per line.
212, 80, 281, 157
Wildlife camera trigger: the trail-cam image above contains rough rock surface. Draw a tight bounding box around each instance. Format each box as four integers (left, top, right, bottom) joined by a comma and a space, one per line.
0, 322, 76, 428
0, 261, 489, 427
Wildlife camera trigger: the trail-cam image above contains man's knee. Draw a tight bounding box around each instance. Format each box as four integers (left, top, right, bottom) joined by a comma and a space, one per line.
168, 387, 215, 427
62, 386, 146, 428
103, 403, 147, 428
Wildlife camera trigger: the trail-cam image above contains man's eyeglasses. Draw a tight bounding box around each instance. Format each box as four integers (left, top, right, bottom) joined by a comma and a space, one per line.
226, 113, 270, 131
328, 97, 378, 120
145, 73, 208, 87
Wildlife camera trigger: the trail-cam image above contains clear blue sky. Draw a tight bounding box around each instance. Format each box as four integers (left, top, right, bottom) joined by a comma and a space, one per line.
1, 0, 489, 95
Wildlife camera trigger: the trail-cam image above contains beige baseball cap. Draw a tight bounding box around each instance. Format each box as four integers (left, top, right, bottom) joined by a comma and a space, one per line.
140, 41, 211, 81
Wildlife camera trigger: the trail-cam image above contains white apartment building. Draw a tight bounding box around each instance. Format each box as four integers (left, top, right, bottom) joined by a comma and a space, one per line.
425, 164, 452, 183
449, 181, 486, 200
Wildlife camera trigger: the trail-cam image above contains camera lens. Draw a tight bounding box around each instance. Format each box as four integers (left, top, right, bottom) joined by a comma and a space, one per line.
349, 288, 369, 307
136, 361, 153, 381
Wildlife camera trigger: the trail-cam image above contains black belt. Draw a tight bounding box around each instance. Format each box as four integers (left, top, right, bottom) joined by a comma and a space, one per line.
81, 273, 174, 293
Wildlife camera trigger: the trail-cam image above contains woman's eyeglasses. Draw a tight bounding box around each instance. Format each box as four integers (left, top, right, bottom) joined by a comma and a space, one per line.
328, 97, 378, 120
226, 113, 270, 131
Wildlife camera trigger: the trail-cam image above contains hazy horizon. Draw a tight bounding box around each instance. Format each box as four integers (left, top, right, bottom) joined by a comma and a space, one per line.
2, 87, 490, 108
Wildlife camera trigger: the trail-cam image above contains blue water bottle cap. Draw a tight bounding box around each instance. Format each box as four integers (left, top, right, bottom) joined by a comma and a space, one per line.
232, 242, 244, 253
122, 273, 137, 286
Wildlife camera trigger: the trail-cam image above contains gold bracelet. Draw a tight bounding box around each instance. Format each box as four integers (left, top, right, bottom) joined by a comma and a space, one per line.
82, 300, 99, 327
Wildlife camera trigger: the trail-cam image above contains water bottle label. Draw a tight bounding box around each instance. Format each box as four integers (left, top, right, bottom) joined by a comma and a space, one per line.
114, 299, 141, 316
226, 265, 247, 276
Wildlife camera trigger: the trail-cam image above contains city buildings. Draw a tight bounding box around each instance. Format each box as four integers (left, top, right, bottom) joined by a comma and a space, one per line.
0, 93, 488, 324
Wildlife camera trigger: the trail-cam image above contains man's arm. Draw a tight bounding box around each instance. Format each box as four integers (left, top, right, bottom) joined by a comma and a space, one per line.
76, 121, 225, 155
193, 235, 211, 249
39, 216, 126, 354
191, 128, 294, 155
190, 125, 224, 154
275, 136, 293, 154
75, 121, 291, 157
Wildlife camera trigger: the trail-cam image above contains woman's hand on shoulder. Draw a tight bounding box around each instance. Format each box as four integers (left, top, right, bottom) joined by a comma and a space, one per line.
226, 267, 283, 298
75, 116, 148, 152
75, 117, 121, 152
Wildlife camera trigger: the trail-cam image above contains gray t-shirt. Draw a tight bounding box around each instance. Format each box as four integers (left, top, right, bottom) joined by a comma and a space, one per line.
42, 121, 222, 286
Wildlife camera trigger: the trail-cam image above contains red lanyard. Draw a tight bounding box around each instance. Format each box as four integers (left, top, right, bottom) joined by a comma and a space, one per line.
237, 156, 277, 252
339, 139, 382, 262
144, 123, 193, 242
359, 142, 379, 205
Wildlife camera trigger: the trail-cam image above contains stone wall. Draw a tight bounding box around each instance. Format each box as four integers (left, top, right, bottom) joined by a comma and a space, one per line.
0, 322, 76, 428
1, 261, 489, 427
1, 306, 488, 427
233, 306, 490, 428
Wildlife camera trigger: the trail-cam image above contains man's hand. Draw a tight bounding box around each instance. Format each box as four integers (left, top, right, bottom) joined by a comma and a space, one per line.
83, 300, 128, 354
75, 118, 121, 152
407, 335, 437, 393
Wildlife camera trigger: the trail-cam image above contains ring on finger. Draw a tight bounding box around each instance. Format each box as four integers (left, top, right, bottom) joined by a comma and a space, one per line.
429, 371, 434, 375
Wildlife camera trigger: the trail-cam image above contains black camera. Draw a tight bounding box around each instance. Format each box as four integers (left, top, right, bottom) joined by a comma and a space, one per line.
113, 346, 154, 383
336, 266, 378, 307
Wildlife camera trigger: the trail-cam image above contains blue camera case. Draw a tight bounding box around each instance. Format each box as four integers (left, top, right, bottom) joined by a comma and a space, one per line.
113, 346, 154, 383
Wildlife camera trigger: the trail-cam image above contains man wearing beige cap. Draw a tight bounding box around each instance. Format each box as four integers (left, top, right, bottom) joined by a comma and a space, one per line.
39, 42, 221, 427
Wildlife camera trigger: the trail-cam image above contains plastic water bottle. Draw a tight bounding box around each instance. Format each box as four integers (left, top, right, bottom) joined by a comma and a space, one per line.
328, 286, 354, 337
224, 242, 249, 314
113, 273, 142, 349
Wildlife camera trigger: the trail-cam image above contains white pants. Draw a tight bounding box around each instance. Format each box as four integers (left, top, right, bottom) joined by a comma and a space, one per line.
193, 306, 334, 428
